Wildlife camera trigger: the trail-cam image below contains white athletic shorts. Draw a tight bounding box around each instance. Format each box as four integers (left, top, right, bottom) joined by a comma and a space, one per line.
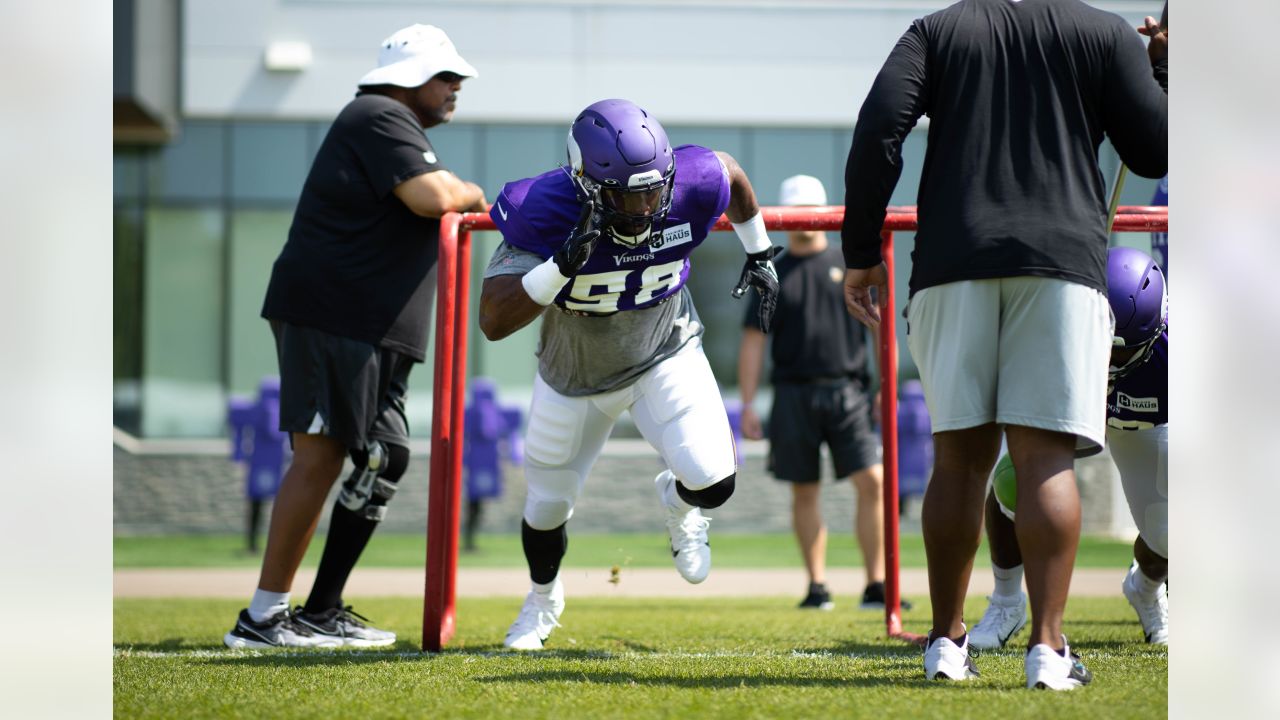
1106, 424, 1169, 558
520, 339, 737, 530
906, 277, 1113, 452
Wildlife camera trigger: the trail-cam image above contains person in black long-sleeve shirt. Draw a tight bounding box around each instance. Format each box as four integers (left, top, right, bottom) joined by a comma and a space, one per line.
840, 0, 1167, 689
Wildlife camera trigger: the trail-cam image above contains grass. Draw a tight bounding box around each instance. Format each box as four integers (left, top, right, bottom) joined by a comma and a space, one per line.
114, 595, 1166, 719
113, 532, 1136, 569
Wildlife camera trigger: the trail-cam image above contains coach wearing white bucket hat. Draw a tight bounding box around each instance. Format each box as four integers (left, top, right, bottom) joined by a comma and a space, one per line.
225, 24, 486, 651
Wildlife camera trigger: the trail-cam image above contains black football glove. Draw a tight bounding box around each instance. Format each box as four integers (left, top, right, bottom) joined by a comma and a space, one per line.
552, 190, 604, 277
731, 246, 783, 333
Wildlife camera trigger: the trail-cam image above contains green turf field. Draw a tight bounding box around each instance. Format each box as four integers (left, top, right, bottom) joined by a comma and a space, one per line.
114, 596, 1166, 719
114, 532, 1135, 569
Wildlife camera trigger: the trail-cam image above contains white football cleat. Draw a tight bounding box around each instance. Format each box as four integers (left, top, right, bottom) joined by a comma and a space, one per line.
1026, 636, 1093, 690
1122, 562, 1169, 645
655, 471, 711, 584
503, 578, 565, 651
968, 592, 1028, 650
924, 628, 979, 680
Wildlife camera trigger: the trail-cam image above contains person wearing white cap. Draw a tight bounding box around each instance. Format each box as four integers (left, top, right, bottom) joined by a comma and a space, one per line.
736, 175, 898, 612
224, 24, 486, 650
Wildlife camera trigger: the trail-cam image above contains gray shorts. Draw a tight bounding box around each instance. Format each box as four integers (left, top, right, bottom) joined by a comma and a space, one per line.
906, 277, 1112, 451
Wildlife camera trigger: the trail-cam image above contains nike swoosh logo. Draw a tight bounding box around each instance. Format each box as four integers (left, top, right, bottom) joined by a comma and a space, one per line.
496, 202, 508, 221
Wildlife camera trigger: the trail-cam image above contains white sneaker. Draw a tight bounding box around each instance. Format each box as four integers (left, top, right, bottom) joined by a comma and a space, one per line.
969, 592, 1028, 650
655, 471, 711, 584
1122, 562, 1169, 645
1026, 635, 1093, 690
504, 578, 565, 651
923, 629, 979, 680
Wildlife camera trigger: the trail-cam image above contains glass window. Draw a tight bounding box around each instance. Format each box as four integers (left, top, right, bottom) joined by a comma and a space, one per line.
481, 125, 563, 200
114, 204, 145, 434
148, 121, 226, 201
748, 128, 844, 207
231, 122, 311, 203
425, 122, 480, 189
114, 150, 145, 201
227, 210, 291, 395
141, 207, 226, 437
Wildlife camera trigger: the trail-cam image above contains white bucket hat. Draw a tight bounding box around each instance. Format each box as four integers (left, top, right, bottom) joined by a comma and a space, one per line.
779, 174, 828, 206
357, 24, 478, 88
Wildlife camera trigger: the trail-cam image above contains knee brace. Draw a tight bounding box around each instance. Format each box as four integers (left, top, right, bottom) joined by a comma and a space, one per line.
676, 473, 736, 509
337, 441, 409, 522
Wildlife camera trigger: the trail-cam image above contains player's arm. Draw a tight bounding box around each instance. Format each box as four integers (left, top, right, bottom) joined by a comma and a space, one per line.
478, 197, 604, 341
717, 151, 782, 333
737, 327, 767, 440
478, 274, 545, 341
393, 170, 487, 218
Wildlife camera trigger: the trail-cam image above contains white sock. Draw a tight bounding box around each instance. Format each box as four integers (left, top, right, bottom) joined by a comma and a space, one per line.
532, 579, 557, 595
1134, 566, 1165, 596
661, 471, 695, 513
992, 564, 1023, 600
248, 589, 290, 623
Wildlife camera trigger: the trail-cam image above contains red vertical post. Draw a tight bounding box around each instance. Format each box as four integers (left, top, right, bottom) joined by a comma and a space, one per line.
443, 228, 473, 645
423, 213, 461, 652
878, 230, 905, 638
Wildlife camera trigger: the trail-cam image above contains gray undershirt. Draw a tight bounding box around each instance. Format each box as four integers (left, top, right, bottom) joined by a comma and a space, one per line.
483, 241, 704, 396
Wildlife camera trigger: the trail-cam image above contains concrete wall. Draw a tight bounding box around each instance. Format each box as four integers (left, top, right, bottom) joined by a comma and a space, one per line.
183, 0, 1158, 124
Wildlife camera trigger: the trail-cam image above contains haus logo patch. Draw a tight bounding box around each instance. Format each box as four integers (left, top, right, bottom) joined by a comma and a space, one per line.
1116, 392, 1158, 412
649, 223, 692, 251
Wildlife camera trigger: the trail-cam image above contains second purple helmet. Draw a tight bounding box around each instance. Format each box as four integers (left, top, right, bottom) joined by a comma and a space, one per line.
566, 99, 675, 248
1106, 246, 1167, 380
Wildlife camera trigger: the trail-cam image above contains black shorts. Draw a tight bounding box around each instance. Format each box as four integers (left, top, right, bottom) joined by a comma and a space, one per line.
767, 380, 881, 483
270, 320, 414, 450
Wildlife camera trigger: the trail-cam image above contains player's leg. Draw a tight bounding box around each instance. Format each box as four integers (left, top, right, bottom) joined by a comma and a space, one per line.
294, 354, 413, 647
907, 280, 1001, 680
631, 340, 737, 584
505, 374, 618, 650
969, 487, 1028, 650
768, 383, 829, 608
791, 482, 832, 608
1110, 425, 1169, 644
824, 381, 891, 608
997, 276, 1109, 689
226, 322, 357, 649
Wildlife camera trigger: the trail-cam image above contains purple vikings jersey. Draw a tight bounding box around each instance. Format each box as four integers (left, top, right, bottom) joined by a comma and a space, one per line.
1107, 323, 1168, 430
490, 145, 730, 315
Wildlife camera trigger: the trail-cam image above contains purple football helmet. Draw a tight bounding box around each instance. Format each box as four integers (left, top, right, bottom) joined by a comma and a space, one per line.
1107, 246, 1167, 381
566, 99, 675, 248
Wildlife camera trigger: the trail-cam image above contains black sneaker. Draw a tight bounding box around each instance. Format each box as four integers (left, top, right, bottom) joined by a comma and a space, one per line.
293, 605, 397, 648
223, 608, 342, 649
798, 583, 835, 610
860, 581, 914, 611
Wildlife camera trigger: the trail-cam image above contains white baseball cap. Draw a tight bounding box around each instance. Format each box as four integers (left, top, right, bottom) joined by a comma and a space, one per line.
357, 24, 478, 88
779, 174, 828, 206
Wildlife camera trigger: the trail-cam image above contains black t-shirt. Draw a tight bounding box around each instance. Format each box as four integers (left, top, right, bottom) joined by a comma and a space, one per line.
745, 244, 870, 385
262, 92, 445, 361
841, 0, 1168, 297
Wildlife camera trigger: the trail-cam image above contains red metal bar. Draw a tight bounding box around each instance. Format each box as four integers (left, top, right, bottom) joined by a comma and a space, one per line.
420, 205, 1168, 651
423, 213, 461, 652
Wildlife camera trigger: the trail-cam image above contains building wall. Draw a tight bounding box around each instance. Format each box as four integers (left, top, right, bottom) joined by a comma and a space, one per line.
115, 0, 1164, 437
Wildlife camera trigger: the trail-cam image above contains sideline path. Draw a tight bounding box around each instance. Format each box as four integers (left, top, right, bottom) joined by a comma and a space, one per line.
115, 567, 1125, 598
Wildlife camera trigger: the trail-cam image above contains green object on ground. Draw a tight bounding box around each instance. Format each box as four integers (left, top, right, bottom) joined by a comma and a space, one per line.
114, 596, 1167, 719
113, 532, 1136, 569
993, 453, 1017, 516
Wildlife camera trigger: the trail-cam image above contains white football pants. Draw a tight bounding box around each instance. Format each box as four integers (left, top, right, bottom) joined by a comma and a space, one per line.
1106, 424, 1169, 558
521, 340, 737, 530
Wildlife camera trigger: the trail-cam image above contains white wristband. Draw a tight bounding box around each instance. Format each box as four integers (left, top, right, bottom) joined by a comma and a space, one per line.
731, 212, 772, 254
521, 258, 572, 306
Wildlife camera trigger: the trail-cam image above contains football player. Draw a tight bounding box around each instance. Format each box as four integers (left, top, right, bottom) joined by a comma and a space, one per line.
970, 247, 1169, 649
477, 99, 781, 650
